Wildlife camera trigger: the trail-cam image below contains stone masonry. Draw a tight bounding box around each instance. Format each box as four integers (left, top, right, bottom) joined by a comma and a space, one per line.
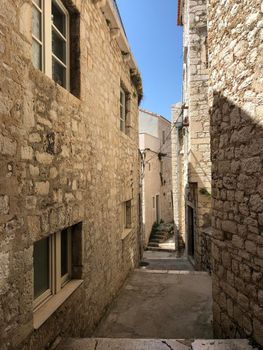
0, 0, 142, 349
172, 0, 211, 269
209, 0, 263, 345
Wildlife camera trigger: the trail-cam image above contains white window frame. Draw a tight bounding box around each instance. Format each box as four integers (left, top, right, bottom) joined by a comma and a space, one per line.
32, 0, 44, 70
33, 228, 72, 310
120, 87, 126, 133
32, 0, 70, 90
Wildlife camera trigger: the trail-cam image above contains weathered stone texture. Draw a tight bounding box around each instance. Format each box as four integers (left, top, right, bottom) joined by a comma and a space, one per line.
172, 0, 211, 269
209, 0, 263, 345
0, 0, 141, 349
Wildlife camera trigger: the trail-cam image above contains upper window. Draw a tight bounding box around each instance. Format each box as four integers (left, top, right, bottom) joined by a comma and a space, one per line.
123, 200, 132, 230
120, 87, 126, 133
162, 130, 165, 144
32, 0, 71, 90
33, 227, 72, 309
120, 85, 131, 135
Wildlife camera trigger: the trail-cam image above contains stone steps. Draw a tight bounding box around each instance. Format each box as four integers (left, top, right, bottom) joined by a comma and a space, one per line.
57, 338, 258, 350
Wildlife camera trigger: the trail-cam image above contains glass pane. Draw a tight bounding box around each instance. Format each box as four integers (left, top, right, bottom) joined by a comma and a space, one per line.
61, 229, 68, 277
52, 30, 66, 63
32, 39, 42, 70
52, 1, 66, 36
34, 237, 49, 299
32, 5, 42, 40
52, 59, 66, 87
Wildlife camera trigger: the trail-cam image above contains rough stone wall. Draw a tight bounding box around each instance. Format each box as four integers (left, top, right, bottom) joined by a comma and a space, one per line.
0, 1, 141, 349
209, 0, 263, 345
186, 0, 211, 270
171, 104, 186, 249
172, 0, 211, 268
158, 117, 173, 225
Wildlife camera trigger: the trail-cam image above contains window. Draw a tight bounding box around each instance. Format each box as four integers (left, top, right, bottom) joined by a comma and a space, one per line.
32, 0, 79, 92
120, 85, 131, 135
123, 200, 132, 229
153, 197, 155, 209
33, 227, 72, 309
120, 87, 126, 133
162, 130, 165, 144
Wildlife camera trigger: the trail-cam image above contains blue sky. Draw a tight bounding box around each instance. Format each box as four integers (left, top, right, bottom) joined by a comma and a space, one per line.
116, 0, 183, 120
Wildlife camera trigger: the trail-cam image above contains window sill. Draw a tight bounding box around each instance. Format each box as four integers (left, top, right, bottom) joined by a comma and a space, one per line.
33, 279, 83, 330
121, 228, 133, 240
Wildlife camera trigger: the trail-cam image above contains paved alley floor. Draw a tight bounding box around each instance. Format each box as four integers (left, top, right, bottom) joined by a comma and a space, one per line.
141, 250, 194, 271
93, 269, 213, 339
60, 339, 257, 350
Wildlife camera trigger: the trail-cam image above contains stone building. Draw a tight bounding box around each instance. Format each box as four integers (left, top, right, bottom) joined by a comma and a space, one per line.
209, 0, 263, 345
172, 0, 211, 269
139, 109, 173, 246
0, 0, 142, 349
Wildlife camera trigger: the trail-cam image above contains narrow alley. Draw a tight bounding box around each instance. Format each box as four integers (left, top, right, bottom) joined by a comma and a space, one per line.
57, 252, 256, 349
0, 0, 262, 349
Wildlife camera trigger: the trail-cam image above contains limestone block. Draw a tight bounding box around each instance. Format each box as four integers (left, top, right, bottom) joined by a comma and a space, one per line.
0, 195, 9, 214
27, 216, 40, 236
35, 181, 50, 195
0, 252, 9, 293
35, 151, 53, 165
29, 165, 39, 177
0, 135, 17, 156
19, 2, 31, 41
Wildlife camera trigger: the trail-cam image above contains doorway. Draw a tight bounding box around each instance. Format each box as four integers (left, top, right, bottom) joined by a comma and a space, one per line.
188, 205, 195, 257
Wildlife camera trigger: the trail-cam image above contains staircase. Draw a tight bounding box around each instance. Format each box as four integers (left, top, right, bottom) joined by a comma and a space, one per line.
57, 338, 258, 349
147, 222, 174, 251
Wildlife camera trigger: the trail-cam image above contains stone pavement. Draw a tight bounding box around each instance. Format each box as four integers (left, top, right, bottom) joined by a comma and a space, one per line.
59, 338, 258, 349
57, 252, 259, 350
141, 250, 194, 271
93, 269, 213, 339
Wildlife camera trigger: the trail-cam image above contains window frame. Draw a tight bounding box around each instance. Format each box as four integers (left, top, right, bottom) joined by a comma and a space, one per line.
32, 0, 44, 70
33, 235, 53, 309
122, 200, 132, 230
32, 0, 70, 90
120, 87, 126, 133
33, 228, 72, 311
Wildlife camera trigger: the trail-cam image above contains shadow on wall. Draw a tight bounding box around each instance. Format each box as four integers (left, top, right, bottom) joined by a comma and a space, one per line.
210, 91, 263, 346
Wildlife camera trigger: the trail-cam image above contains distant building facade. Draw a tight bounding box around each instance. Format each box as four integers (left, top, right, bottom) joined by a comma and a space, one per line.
172, 0, 211, 269
0, 0, 142, 349
139, 109, 173, 246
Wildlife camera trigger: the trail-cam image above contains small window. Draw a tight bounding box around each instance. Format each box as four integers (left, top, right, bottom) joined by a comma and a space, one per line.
120, 85, 130, 135
148, 163, 151, 171
162, 130, 165, 144
32, 0, 80, 96
120, 87, 126, 132
123, 200, 132, 229
153, 197, 155, 209
33, 226, 74, 309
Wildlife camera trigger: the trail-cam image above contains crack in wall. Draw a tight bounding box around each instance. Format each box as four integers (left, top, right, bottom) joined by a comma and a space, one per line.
94, 339, 98, 350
